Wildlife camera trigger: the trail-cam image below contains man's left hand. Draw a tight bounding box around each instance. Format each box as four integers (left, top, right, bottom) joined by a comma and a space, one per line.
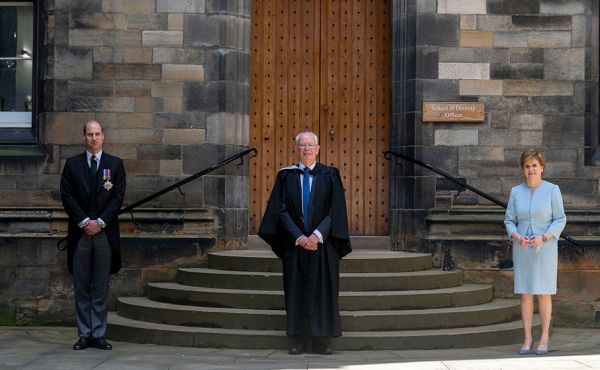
84, 220, 102, 236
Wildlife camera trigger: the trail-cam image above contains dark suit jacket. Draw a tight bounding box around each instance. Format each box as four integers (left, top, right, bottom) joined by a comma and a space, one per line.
258, 162, 351, 259
60, 152, 126, 274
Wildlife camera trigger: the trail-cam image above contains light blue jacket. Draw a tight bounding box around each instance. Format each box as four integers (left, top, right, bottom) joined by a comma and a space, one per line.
504, 181, 567, 240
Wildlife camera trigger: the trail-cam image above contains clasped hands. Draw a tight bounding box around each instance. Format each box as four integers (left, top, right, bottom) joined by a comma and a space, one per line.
512, 232, 545, 250
297, 233, 320, 251
83, 220, 102, 236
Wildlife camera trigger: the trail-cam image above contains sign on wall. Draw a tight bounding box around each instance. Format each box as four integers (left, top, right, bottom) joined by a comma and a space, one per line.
422, 102, 485, 122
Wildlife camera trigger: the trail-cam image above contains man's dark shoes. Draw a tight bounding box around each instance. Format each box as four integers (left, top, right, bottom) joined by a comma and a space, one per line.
92, 337, 113, 350
312, 338, 332, 355
289, 341, 304, 355
73, 336, 90, 350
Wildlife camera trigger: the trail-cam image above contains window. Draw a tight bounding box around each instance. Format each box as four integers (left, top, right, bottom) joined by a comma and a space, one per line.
0, 1, 38, 143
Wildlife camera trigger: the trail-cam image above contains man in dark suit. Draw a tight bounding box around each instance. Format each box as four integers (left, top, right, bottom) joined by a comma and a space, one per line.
259, 131, 351, 355
60, 120, 126, 351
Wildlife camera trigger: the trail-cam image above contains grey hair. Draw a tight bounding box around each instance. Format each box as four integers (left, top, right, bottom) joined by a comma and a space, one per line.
295, 131, 319, 145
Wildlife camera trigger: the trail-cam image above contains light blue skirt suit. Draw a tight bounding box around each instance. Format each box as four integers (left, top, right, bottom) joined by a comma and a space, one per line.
504, 181, 567, 295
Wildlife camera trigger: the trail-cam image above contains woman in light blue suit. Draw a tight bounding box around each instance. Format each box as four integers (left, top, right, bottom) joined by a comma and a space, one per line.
504, 149, 567, 355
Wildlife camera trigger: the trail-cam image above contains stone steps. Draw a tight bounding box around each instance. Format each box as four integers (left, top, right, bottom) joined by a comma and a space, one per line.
176, 267, 464, 291
107, 247, 537, 350
117, 296, 520, 331
146, 282, 493, 310
108, 312, 539, 350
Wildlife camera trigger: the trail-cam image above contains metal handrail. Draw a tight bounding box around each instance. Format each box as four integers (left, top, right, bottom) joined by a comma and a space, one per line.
57, 148, 258, 250
385, 150, 584, 255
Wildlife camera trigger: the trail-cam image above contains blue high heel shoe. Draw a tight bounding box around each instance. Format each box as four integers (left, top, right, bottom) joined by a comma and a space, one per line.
535, 347, 549, 355
518, 340, 534, 355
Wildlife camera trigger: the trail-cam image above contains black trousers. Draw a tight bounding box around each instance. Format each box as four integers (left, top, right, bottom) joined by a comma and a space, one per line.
72, 232, 111, 338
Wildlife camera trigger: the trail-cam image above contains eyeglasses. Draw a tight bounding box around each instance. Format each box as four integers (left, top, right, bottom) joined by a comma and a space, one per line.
297, 144, 317, 150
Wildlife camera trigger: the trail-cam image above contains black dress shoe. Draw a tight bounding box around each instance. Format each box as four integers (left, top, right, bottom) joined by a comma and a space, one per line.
289, 341, 304, 355
92, 337, 113, 350
312, 338, 333, 355
73, 336, 90, 350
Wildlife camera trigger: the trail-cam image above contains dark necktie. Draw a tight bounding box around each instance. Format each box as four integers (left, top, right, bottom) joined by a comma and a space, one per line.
303, 167, 312, 231
90, 155, 98, 174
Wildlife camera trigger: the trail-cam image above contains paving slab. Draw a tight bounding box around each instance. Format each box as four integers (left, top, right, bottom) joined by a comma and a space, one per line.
1, 326, 600, 370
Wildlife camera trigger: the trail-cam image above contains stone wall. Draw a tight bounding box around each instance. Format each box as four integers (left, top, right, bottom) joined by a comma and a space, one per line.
392, 0, 600, 326
0, 0, 250, 324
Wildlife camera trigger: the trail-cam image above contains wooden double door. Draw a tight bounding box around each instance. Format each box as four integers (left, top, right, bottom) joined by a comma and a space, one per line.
249, 0, 391, 235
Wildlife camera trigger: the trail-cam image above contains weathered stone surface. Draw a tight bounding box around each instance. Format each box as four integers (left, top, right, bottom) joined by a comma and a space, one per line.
94, 64, 161, 80
518, 130, 543, 146
159, 98, 183, 113
182, 144, 225, 175
544, 48, 585, 80
69, 29, 141, 47
206, 113, 245, 145
476, 15, 512, 31
122, 160, 160, 175
67, 81, 114, 97
512, 15, 571, 30
138, 145, 181, 160
162, 64, 204, 81
106, 129, 161, 144
68, 97, 135, 112
46, 112, 95, 145
458, 146, 504, 161
526, 96, 582, 113
151, 82, 183, 98
127, 14, 168, 30
203, 175, 225, 207
416, 15, 459, 47
478, 129, 520, 146
160, 160, 182, 176
459, 31, 493, 48
512, 114, 544, 129
115, 81, 151, 97
460, 15, 476, 30
416, 0, 437, 13
204, 49, 249, 81
168, 14, 184, 30
96, 113, 154, 129
154, 112, 206, 128
157, 0, 205, 13
142, 31, 183, 47
490, 63, 544, 79
153, 47, 204, 64
93, 47, 124, 63
570, 15, 586, 47
69, 13, 127, 29
438, 63, 490, 80
122, 47, 153, 64
438, 47, 509, 63
493, 32, 528, 48
543, 115, 584, 147
540, 0, 587, 15
162, 128, 206, 144
184, 14, 220, 46
528, 31, 571, 48
101, 0, 156, 14
434, 129, 478, 146
510, 48, 544, 63
54, 47, 93, 79
487, 0, 540, 15
437, 0, 486, 14
133, 97, 161, 113
459, 80, 502, 95
205, 0, 250, 15
504, 81, 573, 96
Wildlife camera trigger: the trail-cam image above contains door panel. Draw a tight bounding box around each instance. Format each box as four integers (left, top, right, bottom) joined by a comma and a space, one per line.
250, 0, 390, 235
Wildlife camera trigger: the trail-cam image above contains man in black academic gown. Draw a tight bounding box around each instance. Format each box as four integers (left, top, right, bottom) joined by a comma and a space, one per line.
258, 131, 351, 355
60, 120, 126, 351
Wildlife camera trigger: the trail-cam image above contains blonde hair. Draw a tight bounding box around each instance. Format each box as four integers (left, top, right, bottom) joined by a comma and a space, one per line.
520, 149, 545, 168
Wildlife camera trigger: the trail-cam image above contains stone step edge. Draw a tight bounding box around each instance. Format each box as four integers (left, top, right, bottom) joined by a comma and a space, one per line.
177, 267, 461, 278
108, 312, 538, 337
118, 296, 519, 316
148, 282, 491, 296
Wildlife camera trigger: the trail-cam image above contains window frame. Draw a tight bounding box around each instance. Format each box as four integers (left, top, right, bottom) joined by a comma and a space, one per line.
0, 0, 42, 144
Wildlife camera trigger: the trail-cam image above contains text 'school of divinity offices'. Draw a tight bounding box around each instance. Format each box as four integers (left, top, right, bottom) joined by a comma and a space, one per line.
1, 0, 599, 328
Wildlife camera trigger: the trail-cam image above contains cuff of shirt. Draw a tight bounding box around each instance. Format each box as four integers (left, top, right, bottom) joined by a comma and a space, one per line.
97, 218, 106, 228
295, 235, 303, 246
313, 229, 323, 244
78, 217, 90, 228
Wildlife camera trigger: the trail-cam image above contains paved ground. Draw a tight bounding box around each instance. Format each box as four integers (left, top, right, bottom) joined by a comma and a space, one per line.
1, 326, 600, 369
